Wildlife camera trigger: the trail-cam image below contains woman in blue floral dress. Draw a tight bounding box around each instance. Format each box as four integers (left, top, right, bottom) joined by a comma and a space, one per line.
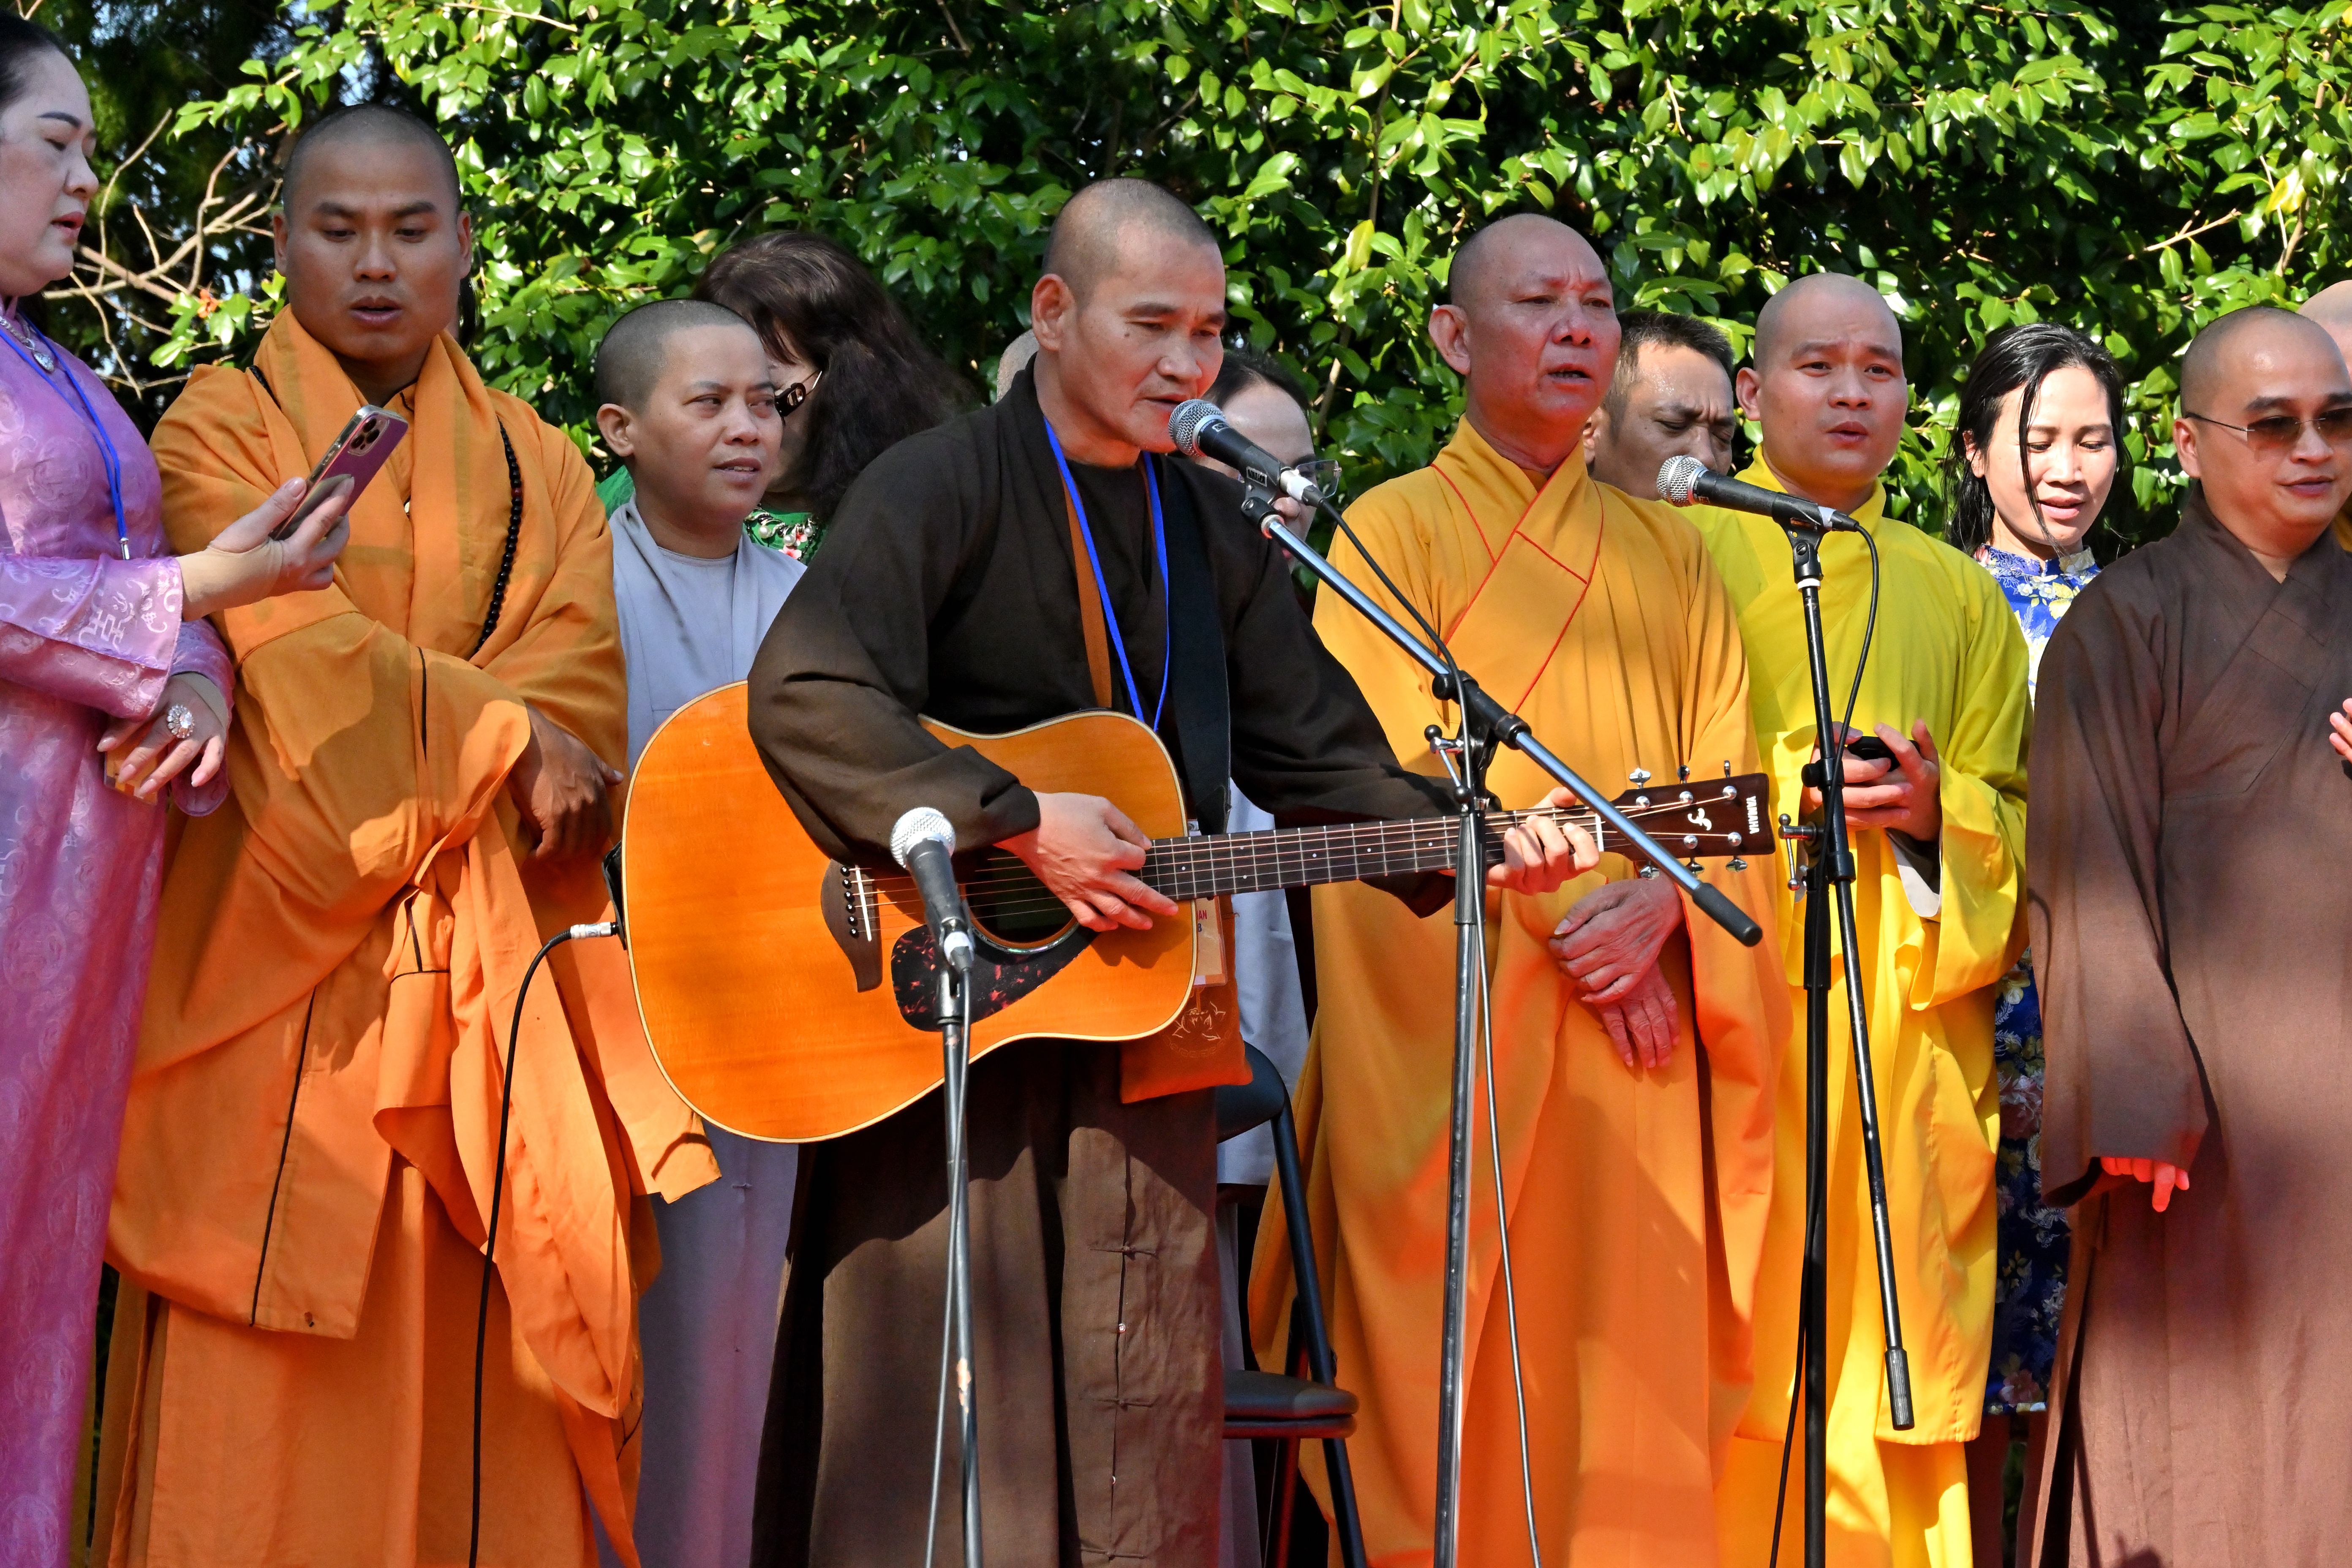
1945, 322, 2126, 1565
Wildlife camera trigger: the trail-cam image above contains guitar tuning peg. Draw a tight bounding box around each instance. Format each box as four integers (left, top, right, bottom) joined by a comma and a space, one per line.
1677, 763, 1690, 783
1729, 856, 1749, 872
1628, 767, 1651, 787
1686, 859, 1703, 874
1722, 759, 1734, 777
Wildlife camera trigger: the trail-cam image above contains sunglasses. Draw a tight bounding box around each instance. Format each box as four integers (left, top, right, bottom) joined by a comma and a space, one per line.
779, 379, 812, 420
2183, 407, 2352, 454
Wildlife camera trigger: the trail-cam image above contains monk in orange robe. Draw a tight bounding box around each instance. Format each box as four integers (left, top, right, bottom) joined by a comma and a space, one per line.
95, 105, 713, 1566
1250, 214, 1788, 1564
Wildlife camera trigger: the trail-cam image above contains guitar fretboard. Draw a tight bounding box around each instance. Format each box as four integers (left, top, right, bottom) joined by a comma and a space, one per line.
1135, 808, 1608, 901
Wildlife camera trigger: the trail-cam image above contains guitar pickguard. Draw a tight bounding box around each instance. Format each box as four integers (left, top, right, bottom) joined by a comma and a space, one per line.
889, 923, 1097, 1032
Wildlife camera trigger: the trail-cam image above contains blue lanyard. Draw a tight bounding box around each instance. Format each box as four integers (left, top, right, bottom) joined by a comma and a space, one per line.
1044, 419, 1171, 732
0, 316, 130, 558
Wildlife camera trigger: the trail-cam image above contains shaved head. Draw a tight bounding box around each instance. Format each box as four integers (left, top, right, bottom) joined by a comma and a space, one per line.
2300, 280, 2352, 375
2180, 305, 2339, 413
283, 102, 460, 212
1446, 212, 1597, 311
1426, 214, 1617, 473
2175, 304, 2352, 566
1753, 272, 1901, 368
594, 298, 762, 411
1737, 272, 1908, 512
1042, 179, 1219, 299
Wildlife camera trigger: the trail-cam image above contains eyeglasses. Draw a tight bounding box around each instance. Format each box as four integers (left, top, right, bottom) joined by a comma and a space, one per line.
2183, 408, 2352, 453
1297, 458, 1343, 502
779, 378, 813, 421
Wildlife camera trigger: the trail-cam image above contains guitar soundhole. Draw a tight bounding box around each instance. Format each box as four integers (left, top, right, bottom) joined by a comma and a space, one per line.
959, 848, 1073, 946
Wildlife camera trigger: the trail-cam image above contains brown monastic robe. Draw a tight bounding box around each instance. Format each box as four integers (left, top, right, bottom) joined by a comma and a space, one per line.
742, 368, 1446, 1568
2024, 488, 2352, 1565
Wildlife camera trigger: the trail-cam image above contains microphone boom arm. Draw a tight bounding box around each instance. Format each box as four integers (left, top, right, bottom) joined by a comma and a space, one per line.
1252, 495, 1763, 949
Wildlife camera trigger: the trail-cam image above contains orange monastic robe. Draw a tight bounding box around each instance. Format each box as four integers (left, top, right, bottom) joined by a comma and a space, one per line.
96, 313, 715, 1566
1250, 421, 1788, 1566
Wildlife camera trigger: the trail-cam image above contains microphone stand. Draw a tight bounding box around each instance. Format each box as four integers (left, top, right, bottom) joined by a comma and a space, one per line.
1243, 488, 1762, 1567
934, 953, 983, 1568
1775, 523, 1913, 1568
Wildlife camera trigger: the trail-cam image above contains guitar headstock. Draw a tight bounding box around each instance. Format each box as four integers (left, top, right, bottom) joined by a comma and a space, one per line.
1603, 766, 1772, 864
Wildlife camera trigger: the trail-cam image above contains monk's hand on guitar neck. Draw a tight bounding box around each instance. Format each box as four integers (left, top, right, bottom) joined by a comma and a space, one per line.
1004, 791, 1181, 933
1550, 876, 1684, 1070
507, 704, 625, 860
1485, 786, 1598, 895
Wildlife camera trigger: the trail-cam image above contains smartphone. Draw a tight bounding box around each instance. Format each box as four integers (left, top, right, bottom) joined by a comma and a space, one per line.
1801, 732, 1896, 789
272, 405, 408, 539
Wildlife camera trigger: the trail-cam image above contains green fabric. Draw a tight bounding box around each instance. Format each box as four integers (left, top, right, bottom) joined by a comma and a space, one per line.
595, 466, 823, 560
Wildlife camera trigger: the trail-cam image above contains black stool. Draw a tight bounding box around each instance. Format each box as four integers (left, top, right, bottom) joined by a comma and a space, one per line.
1215, 1044, 1369, 1568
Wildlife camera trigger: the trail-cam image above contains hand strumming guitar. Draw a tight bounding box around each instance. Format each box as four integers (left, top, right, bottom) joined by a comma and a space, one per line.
2330, 698, 2352, 762
1004, 791, 1180, 933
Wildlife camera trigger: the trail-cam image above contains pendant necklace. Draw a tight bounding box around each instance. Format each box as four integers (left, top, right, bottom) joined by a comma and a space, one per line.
1, 305, 57, 373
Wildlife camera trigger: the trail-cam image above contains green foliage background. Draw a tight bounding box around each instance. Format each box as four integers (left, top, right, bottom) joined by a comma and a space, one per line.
45, 0, 2352, 545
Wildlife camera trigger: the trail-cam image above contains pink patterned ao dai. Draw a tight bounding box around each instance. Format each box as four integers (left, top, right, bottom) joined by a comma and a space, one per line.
0, 320, 231, 1565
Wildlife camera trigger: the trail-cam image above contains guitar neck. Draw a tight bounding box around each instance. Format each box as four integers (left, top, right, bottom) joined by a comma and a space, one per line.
1135, 808, 1606, 901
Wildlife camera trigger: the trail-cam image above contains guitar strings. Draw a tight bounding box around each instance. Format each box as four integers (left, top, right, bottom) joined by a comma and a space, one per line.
846, 807, 1754, 928
849, 793, 1755, 907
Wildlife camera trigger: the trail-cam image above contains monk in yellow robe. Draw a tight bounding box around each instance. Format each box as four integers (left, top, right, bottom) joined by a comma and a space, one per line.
95, 106, 713, 1566
1685, 275, 2029, 1567
1249, 214, 1788, 1565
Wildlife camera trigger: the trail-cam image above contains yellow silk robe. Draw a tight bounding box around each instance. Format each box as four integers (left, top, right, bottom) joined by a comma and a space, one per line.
1249, 420, 1788, 1566
1687, 464, 2029, 1567
97, 316, 714, 1567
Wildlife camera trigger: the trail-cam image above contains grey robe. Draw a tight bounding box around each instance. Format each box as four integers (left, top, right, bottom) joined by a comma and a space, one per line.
605, 500, 805, 1568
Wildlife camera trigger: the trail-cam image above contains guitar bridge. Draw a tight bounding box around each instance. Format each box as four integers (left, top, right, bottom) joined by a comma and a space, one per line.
818, 860, 884, 992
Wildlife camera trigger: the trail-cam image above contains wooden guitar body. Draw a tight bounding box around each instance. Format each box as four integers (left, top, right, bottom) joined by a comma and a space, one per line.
622, 686, 1195, 1142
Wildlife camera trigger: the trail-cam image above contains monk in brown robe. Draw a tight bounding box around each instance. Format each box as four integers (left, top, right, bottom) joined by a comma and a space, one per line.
97, 105, 712, 1565
742, 178, 1589, 1567
2024, 305, 2352, 1563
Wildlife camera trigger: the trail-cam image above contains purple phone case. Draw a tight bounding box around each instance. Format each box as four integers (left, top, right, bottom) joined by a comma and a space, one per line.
273, 407, 408, 539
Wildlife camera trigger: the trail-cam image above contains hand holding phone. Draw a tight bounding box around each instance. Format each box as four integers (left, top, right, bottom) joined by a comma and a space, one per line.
273, 405, 408, 539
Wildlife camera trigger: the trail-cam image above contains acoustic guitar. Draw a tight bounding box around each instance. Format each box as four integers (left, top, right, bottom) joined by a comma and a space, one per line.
620, 683, 1771, 1142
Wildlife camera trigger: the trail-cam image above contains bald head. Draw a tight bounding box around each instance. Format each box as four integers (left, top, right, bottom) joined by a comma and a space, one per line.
595, 298, 762, 411
2300, 280, 2352, 376
1752, 272, 1901, 368
2175, 304, 2352, 566
2180, 305, 2343, 414
1446, 213, 1601, 313
1425, 214, 1617, 473
1042, 180, 1219, 299
283, 103, 460, 212
1736, 273, 1907, 512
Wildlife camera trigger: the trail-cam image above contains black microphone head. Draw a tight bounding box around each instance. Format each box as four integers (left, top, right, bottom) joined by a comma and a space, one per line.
1167, 398, 1225, 459
1657, 455, 1708, 506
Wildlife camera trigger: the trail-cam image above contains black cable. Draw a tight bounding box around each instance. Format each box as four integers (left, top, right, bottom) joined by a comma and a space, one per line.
922, 971, 976, 1568
1319, 497, 1472, 735
1766, 523, 1884, 1567
1837, 528, 1883, 746
468, 921, 618, 1568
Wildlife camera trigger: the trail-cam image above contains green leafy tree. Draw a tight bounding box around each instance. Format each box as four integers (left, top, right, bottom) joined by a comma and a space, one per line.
54, 0, 2352, 544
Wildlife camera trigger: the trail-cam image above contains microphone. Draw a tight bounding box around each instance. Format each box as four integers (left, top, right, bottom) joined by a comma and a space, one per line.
1656, 455, 1865, 533
1168, 399, 1324, 506
890, 807, 975, 972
